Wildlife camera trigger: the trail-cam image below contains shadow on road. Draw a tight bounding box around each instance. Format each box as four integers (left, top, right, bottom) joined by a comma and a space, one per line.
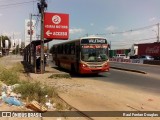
51, 66, 106, 78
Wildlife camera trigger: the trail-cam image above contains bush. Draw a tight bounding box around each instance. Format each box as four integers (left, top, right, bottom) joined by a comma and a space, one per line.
0, 69, 19, 85
0, 62, 23, 85
11, 62, 24, 73
14, 81, 57, 104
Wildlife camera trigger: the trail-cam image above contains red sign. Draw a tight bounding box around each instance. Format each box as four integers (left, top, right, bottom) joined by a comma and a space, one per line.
44, 12, 69, 39
138, 43, 160, 57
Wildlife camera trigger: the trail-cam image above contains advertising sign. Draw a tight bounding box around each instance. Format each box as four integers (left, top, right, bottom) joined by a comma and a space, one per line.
138, 43, 160, 57
25, 19, 36, 46
44, 12, 69, 39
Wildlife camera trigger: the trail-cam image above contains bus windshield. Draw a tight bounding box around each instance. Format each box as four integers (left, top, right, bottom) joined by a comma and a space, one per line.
81, 46, 109, 62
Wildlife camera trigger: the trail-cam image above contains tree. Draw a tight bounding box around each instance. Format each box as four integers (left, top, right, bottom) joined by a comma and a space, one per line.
21, 42, 25, 49
0, 35, 11, 49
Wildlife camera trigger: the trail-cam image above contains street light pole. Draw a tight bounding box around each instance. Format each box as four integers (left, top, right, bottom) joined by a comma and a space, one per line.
40, 0, 45, 74
29, 13, 32, 64
37, 0, 47, 74
158, 23, 159, 42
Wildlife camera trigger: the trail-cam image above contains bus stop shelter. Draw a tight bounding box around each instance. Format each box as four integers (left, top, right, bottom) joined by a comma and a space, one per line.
23, 39, 52, 73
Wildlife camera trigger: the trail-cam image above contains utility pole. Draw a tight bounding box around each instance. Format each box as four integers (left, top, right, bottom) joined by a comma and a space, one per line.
37, 0, 47, 74
29, 13, 32, 64
158, 23, 159, 42
0, 35, 2, 55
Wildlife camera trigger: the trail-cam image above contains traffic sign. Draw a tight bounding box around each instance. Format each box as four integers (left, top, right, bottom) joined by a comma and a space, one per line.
44, 12, 69, 39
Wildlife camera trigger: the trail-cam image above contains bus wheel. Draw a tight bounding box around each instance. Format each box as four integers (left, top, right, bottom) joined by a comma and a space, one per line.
58, 61, 60, 67
71, 64, 75, 73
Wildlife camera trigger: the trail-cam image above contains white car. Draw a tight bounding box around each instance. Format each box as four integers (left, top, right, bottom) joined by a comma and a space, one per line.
139, 55, 154, 60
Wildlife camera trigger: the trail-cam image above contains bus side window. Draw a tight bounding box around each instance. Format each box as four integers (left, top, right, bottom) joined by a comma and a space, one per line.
71, 43, 75, 55
57, 45, 60, 54
63, 45, 65, 54
64, 45, 67, 54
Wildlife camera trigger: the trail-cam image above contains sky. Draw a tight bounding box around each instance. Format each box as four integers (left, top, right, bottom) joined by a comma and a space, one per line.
0, 0, 160, 49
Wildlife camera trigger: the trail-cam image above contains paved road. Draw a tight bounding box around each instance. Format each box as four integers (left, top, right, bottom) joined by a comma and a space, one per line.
48, 59, 160, 95
48, 59, 160, 117
109, 62, 160, 75
105, 69, 160, 94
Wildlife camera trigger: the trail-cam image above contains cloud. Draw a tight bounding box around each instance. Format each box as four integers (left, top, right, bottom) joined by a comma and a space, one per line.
2, 32, 21, 36
90, 23, 94, 26
0, 13, 3, 17
105, 25, 118, 32
149, 17, 156, 22
69, 28, 84, 34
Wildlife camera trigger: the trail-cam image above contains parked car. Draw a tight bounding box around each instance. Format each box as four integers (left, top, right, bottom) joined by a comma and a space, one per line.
114, 54, 127, 59
139, 55, 154, 60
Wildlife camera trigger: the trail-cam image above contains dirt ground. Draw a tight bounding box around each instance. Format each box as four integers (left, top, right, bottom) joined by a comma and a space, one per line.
0, 55, 160, 120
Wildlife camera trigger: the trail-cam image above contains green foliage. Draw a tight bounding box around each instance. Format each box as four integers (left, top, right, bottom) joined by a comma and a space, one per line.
48, 74, 71, 79
11, 62, 24, 72
0, 69, 19, 85
12, 45, 19, 54
14, 81, 57, 104
0, 35, 11, 49
0, 62, 24, 85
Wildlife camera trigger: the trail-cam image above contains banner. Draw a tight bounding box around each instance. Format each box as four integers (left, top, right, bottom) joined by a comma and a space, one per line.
24, 19, 36, 46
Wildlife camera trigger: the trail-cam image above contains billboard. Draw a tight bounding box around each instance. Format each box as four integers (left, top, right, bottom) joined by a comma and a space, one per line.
25, 19, 36, 46
138, 43, 160, 57
44, 12, 69, 39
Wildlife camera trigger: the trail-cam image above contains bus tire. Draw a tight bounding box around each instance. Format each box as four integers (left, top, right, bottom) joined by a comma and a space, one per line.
58, 61, 60, 67
71, 64, 75, 73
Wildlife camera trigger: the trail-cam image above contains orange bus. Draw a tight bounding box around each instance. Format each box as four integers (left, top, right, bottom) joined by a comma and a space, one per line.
50, 36, 110, 74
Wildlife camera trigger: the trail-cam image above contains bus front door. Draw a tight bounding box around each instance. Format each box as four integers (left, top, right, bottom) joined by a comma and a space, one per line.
75, 45, 80, 73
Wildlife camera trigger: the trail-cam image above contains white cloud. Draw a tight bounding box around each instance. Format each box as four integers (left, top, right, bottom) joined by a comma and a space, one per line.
2, 32, 21, 36
0, 13, 3, 17
69, 28, 84, 34
105, 25, 118, 32
149, 17, 156, 22
90, 23, 94, 26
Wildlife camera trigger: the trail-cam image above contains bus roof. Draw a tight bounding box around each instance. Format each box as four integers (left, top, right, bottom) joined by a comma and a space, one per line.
52, 36, 107, 46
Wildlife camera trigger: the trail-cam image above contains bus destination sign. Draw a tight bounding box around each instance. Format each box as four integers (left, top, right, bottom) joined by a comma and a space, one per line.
81, 39, 107, 44
82, 45, 108, 48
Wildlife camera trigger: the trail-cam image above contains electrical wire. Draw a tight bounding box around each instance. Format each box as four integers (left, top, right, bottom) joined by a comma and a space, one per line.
0, 0, 37, 8
112, 37, 157, 46
97, 23, 158, 36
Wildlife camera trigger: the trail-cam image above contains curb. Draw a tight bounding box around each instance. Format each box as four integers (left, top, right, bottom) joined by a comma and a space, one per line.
110, 67, 147, 74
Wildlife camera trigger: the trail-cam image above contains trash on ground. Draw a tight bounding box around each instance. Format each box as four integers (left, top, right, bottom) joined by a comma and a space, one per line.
45, 99, 53, 109
26, 100, 47, 112
1, 92, 22, 106
4, 96, 22, 106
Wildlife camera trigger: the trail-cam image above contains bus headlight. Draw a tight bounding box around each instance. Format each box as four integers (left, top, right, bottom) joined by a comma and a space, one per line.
81, 63, 88, 68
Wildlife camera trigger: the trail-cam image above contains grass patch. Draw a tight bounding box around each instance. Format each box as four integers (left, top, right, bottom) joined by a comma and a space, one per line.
48, 74, 71, 79
11, 62, 24, 73
0, 61, 68, 110
14, 81, 57, 104
0, 62, 24, 85
0, 69, 19, 85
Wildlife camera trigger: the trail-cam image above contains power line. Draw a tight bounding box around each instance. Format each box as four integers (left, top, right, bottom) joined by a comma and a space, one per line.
111, 37, 157, 46
0, 0, 37, 8
98, 23, 158, 35
0, 0, 22, 2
